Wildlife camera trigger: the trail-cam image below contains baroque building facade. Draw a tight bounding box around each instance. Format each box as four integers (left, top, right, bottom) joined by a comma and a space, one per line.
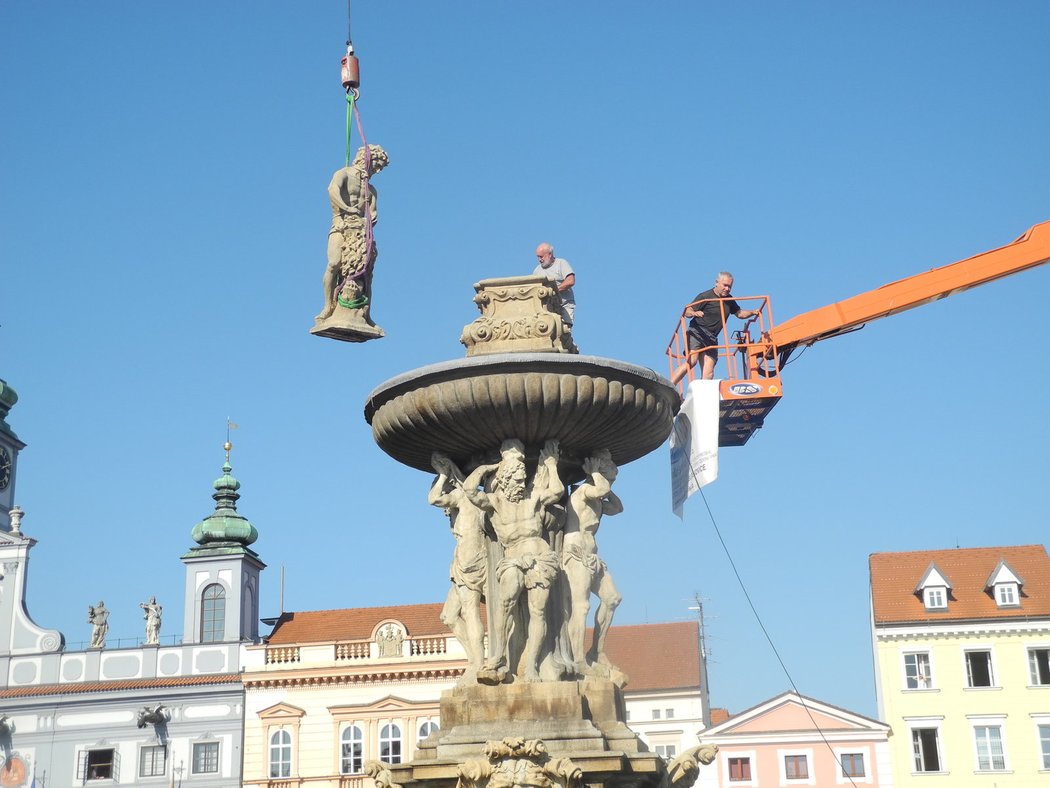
0, 379, 260, 786
870, 544, 1050, 786
241, 613, 708, 786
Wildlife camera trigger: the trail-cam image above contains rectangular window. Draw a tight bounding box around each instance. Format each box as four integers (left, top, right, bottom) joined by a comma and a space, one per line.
85, 749, 116, 781
974, 725, 1006, 771
665, 708, 674, 719
966, 650, 994, 687
654, 744, 677, 759
924, 587, 946, 609
912, 728, 941, 772
1030, 648, 1050, 685
996, 583, 1017, 605
728, 757, 751, 781
839, 752, 865, 778
139, 745, 166, 778
904, 652, 932, 689
652, 709, 661, 720
1039, 724, 1050, 770
192, 742, 220, 774
784, 754, 808, 779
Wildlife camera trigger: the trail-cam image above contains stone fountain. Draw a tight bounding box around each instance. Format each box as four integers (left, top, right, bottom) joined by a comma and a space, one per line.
364, 276, 715, 788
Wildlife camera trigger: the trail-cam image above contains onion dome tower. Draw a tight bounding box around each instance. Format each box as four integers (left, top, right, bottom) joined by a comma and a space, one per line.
181, 442, 265, 644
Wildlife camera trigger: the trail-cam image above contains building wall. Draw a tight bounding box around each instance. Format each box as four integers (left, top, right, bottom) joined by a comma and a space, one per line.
875, 620, 1050, 786
0, 683, 244, 786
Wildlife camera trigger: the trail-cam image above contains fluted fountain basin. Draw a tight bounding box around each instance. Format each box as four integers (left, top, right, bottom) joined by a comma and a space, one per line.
364, 353, 681, 474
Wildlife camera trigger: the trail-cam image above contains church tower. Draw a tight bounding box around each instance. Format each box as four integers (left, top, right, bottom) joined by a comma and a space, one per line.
0, 378, 63, 657
181, 442, 265, 644
0, 379, 26, 532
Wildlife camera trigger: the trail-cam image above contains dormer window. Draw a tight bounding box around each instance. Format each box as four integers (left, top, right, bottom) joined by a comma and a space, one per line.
916, 563, 952, 611
924, 587, 947, 610
986, 561, 1024, 608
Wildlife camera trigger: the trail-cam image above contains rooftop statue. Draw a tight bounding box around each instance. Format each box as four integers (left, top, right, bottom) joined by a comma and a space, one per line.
312, 143, 390, 343
87, 600, 108, 649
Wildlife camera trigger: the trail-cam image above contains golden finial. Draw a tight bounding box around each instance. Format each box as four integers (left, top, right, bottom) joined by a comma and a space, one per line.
225, 417, 239, 462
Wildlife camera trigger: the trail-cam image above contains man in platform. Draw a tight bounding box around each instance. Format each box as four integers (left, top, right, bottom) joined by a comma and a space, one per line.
685, 271, 761, 379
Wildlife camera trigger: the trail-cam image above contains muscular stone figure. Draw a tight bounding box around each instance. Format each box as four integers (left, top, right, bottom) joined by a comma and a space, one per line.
563, 450, 624, 681
463, 439, 564, 684
428, 452, 488, 680
316, 144, 389, 326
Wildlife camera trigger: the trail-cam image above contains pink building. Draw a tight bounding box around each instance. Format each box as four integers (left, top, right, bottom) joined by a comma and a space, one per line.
696, 691, 893, 787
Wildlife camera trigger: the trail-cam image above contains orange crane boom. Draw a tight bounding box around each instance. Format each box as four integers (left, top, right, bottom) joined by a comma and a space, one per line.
769, 220, 1050, 361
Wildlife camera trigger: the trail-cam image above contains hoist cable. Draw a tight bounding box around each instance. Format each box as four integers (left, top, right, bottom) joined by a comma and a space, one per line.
688, 465, 859, 788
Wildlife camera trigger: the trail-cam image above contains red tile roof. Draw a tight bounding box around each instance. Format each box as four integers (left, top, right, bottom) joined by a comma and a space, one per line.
709, 707, 730, 725
601, 621, 701, 692
266, 603, 450, 645
0, 673, 241, 699
267, 604, 701, 692
870, 544, 1050, 624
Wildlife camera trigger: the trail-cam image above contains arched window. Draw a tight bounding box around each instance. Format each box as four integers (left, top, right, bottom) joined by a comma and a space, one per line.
418, 720, 439, 743
379, 723, 402, 764
201, 584, 226, 643
269, 730, 291, 778
341, 725, 364, 774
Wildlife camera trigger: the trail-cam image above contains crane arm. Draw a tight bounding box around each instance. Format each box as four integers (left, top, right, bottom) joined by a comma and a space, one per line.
768, 220, 1050, 359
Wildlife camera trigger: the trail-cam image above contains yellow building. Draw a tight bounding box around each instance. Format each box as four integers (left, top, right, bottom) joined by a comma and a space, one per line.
240, 605, 707, 787
870, 544, 1050, 786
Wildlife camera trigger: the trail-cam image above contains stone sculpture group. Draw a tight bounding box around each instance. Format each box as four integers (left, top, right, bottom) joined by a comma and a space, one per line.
429, 440, 624, 686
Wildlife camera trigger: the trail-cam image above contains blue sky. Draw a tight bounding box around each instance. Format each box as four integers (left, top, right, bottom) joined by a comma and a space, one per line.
2, 2, 1049, 719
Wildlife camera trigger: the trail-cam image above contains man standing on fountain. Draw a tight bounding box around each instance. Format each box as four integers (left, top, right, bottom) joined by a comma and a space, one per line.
461, 439, 564, 684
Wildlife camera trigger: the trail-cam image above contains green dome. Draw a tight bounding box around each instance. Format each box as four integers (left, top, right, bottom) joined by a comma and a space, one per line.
191, 459, 258, 546
0, 378, 20, 438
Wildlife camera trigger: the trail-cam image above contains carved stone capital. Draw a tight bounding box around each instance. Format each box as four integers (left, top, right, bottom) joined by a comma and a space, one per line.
661, 743, 718, 788
456, 738, 581, 788
461, 277, 575, 355
365, 760, 403, 788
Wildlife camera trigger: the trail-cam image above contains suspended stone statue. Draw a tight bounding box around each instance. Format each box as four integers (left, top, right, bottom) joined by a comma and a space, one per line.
311, 144, 390, 342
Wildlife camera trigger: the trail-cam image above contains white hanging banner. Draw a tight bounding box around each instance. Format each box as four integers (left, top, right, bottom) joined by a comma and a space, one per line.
670, 379, 720, 518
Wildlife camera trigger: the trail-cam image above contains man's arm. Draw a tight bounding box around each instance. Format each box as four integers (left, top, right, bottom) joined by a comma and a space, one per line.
558, 273, 576, 292
601, 490, 624, 516
538, 439, 565, 505
736, 308, 760, 320
460, 463, 498, 510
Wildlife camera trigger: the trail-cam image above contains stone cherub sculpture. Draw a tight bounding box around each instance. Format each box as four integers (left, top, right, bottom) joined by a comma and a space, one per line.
562, 449, 625, 684
140, 596, 162, 645
460, 439, 564, 685
88, 600, 109, 649
312, 143, 390, 342
429, 452, 488, 682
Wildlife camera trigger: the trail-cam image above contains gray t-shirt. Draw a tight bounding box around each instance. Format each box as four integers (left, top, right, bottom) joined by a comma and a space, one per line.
534, 257, 575, 305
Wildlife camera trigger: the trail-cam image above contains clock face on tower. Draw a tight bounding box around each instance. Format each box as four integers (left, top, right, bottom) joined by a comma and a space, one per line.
0, 447, 10, 491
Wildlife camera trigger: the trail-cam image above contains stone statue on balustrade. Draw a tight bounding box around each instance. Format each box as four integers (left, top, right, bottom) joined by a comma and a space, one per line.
140, 596, 163, 645
312, 143, 390, 343
562, 450, 625, 685
460, 439, 564, 685
429, 452, 489, 682
87, 600, 109, 649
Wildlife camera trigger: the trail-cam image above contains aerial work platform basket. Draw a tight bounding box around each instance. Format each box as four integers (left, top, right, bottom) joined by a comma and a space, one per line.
666, 295, 782, 447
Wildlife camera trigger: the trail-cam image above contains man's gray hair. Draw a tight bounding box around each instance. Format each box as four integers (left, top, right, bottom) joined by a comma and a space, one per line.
717, 271, 734, 281
537, 242, 554, 255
